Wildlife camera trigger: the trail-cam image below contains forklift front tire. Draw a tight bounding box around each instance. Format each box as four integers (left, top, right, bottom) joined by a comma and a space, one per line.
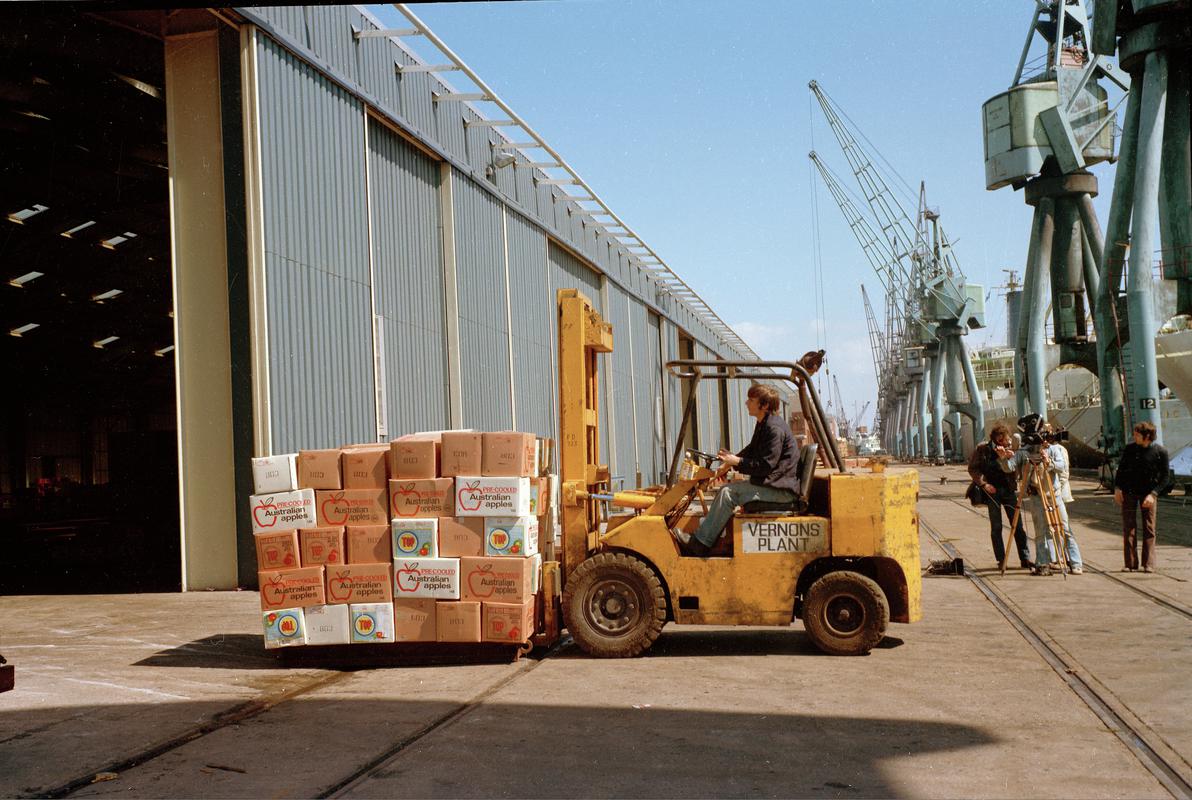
563, 552, 666, 658
802, 570, 889, 656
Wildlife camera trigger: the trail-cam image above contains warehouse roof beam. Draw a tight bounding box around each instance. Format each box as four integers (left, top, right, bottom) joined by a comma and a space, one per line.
352, 26, 421, 39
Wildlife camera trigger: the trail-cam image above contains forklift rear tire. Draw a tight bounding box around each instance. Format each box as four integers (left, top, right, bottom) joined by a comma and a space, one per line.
802, 570, 889, 656
563, 552, 666, 658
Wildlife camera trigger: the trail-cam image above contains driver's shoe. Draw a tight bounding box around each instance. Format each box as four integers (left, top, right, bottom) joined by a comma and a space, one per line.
683, 536, 713, 557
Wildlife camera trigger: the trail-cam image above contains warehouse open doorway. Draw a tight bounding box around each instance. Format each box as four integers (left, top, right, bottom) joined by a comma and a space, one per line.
0, 12, 179, 593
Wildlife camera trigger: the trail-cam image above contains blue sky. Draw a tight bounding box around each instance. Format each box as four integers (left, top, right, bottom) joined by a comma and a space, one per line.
370, 1, 1121, 429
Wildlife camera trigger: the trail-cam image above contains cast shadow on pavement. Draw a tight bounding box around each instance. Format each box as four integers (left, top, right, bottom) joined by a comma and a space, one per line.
135, 627, 906, 670
4, 698, 996, 799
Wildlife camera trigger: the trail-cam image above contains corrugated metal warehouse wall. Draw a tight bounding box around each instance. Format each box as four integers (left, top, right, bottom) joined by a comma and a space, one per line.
366, 118, 450, 436
244, 6, 783, 467
256, 36, 375, 452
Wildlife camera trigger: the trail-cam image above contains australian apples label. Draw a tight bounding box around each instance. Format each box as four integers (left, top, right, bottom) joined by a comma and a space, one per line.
391, 518, 438, 558
316, 489, 387, 527
455, 477, 530, 517
250, 489, 316, 533
393, 558, 461, 599
483, 516, 538, 557
389, 478, 453, 518
350, 603, 394, 643
461, 557, 534, 602
740, 519, 828, 554
262, 608, 306, 648
326, 564, 393, 603
259, 567, 326, 611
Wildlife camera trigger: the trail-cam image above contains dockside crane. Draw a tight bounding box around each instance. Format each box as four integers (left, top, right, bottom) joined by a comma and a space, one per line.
861, 284, 888, 448
810, 80, 987, 461
809, 153, 915, 456
982, 0, 1129, 459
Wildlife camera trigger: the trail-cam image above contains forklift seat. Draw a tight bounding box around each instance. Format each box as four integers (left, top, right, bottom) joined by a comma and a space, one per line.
739, 443, 819, 515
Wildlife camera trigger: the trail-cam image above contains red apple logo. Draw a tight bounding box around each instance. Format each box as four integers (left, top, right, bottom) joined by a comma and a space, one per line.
282, 552, 295, 566
266, 612, 278, 624
395, 562, 422, 593
254, 497, 278, 528
459, 482, 483, 512
328, 571, 353, 602
261, 575, 287, 608
328, 549, 340, 563
508, 625, 520, 640
392, 483, 422, 517
468, 563, 496, 598
322, 493, 349, 525
510, 541, 521, 555
418, 543, 431, 556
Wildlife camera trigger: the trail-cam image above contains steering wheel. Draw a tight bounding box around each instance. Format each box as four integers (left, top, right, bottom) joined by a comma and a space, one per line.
686, 448, 720, 466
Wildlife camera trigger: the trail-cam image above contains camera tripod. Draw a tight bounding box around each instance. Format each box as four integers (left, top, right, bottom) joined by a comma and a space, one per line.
998, 455, 1069, 578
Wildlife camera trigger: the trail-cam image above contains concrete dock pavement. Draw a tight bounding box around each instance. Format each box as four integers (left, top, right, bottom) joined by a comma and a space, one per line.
0, 466, 1188, 798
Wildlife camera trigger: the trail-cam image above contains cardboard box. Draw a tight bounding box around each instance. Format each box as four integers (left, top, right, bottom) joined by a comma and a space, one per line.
436, 600, 481, 642
390, 438, 439, 480
299, 527, 345, 567
392, 598, 437, 642
482, 601, 535, 643
254, 530, 301, 570
460, 556, 537, 603
259, 566, 325, 611
326, 563, 393, 604
316, 489, 388, 527
389, 478, 454, 518
298, 449, 342, 490
262, 608, 306, 649
342, 446, 389, 489
304, 603, 351, 645
350, 602, 395, 643
391, 518, 438, 558
481, 432, 537, 477
528, 477, 551, 516
393, 558, 461, 600
454, 477, 530, 517
347, 525, 392, 564
438, 517, 484, 558
440, 432, 483, 477
483, 516, 539, 557
250, 489, 317, 533
252, 454, 298, 494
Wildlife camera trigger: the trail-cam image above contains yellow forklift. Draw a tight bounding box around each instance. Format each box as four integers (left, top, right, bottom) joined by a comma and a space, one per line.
553, 289, 921, 657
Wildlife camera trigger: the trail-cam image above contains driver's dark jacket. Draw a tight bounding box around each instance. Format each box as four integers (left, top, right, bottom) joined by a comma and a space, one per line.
736, 413, 800, 492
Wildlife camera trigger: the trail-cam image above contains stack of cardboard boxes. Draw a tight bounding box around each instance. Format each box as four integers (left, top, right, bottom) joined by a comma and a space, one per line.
251, 431, 556, 651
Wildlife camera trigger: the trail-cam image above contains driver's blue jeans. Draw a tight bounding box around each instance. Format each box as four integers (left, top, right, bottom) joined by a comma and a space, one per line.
692, 480, 798, 547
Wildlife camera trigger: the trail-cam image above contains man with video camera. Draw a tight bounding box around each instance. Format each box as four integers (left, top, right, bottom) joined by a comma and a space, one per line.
1000, 414, 1084, 576
967, 423, 1033, 569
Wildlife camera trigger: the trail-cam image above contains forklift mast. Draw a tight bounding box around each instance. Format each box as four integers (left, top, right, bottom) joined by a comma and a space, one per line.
557, 289, 613, 581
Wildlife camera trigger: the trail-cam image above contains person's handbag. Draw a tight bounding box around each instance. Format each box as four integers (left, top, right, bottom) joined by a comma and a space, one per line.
964, 481, 984, 506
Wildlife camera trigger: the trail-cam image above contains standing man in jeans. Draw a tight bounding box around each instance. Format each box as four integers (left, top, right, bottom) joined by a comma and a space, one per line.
685, 384, 800, 557
968, 424, 1033, 569
1114, 421, 1170, 572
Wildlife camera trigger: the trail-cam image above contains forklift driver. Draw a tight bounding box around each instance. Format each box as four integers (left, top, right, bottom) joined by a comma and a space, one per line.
684, 385, 801, 556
